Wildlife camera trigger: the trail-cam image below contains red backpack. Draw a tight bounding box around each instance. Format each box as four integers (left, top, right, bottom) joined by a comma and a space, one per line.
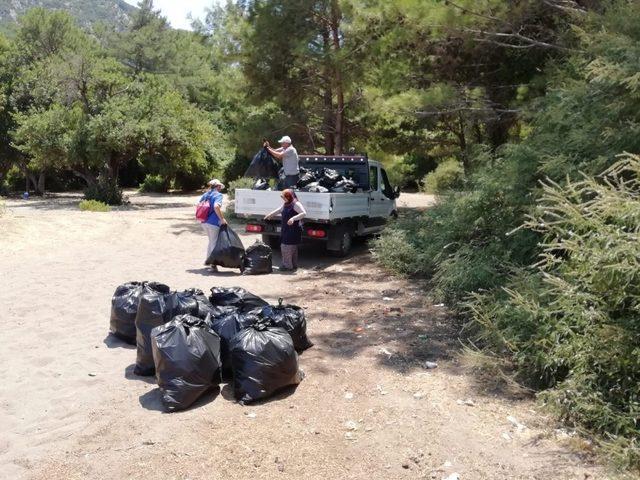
195, 197, 210, 223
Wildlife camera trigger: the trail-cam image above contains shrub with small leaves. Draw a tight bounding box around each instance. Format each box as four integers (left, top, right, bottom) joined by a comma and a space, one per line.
226, 177, 256, 200
139, 174, 169, 193
469, 154, 640, 468
422, 158, 465, 193
79, 199, 111, 212
84, 179, 123, 205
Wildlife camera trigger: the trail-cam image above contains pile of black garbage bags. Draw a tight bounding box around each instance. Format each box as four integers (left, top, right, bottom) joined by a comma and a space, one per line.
205, 226, 273, 275
109, 282, 312, 412
252, 166, 359, 194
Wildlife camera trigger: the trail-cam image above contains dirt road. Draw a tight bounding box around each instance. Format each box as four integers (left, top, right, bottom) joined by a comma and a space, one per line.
0, 192, 604, 479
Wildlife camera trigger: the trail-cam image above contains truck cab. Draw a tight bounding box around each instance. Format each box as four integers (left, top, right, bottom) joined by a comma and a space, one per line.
235, 155, 399, 256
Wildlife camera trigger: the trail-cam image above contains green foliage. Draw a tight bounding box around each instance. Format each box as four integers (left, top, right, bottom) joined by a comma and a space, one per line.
84, 178, 122, 205
373, 143, 540, 302
138, 173, 167, 193
422, 158, 465, 193
469, 154, 640, 466
78, 199, 111, 212
226, 177, 255, 200
374, 0, 640, 303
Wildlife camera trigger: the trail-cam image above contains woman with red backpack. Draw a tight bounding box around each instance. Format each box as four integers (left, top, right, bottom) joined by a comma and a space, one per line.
196, 179, 227, 271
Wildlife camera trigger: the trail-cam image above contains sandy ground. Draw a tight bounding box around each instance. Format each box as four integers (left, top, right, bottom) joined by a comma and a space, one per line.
0, 191, 607, 480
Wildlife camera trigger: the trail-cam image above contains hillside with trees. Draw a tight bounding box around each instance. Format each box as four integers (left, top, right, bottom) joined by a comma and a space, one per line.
0, 0, 136, 32
0, 0, 639, 470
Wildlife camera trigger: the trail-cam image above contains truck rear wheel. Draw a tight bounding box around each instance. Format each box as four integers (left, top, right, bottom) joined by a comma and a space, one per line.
329, 230, 352, 257
262, 234, 280, 249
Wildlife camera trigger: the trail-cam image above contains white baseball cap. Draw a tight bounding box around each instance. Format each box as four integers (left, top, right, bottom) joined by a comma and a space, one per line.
278, 135, 292, 144
208, 179, 225, 188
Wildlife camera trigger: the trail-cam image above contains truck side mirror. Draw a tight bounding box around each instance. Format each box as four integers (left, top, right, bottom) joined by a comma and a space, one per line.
394, 186, 401, 199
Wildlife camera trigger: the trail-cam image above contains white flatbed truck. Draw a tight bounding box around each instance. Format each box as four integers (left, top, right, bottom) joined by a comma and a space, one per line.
234, 155, 400, 256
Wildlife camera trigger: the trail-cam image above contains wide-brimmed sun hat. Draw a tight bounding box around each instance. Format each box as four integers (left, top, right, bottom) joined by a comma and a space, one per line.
208, 179, 225, 189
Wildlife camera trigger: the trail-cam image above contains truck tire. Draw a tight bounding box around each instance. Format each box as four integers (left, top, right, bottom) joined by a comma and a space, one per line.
262, 234, 280, 249
329, 229, 352, 257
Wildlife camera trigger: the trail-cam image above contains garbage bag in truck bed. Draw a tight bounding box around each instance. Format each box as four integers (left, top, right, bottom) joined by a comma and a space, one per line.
252, 178, 269, 190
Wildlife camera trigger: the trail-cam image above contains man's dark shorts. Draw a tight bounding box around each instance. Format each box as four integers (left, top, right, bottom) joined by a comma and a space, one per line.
283, 174, 299, 189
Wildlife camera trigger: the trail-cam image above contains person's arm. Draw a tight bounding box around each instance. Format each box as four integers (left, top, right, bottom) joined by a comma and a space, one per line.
264, 205, 283, 220
212, 195, 226, 225
288, 201, 306, 224
266, 145, 285, 160
214, 203, 227, 225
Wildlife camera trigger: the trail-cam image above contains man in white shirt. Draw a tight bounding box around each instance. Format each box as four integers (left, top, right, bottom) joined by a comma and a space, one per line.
264, 135, 300, 188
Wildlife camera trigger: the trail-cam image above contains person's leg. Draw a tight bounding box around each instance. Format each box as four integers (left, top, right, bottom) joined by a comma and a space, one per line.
280, 243, 293, 270
292, 244, 299, 270
203, 224, 220, 262
201, 224, 211, 262
208, 225, 220, 258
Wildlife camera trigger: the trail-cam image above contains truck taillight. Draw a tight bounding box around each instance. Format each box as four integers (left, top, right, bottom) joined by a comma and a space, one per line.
307, 229, 326, 238
246, 224, 263, 233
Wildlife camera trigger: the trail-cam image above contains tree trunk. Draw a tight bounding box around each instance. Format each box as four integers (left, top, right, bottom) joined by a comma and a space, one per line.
321, 29, 335, 154
72, 169, 97, 187
330, 0, 344, 155
455, 114, 469, 172
28, 173, 38, 193
37, 172, 45, 195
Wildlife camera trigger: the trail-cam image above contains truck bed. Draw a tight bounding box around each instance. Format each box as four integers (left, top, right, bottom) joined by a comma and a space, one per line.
234, 189, 369, 222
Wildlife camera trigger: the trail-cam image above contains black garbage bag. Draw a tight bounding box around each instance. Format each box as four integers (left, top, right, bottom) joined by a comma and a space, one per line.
331, 179, 358, 193
110, 281, 170, 344
180, 288, 216, 320
255, 299, 313, 352
244, 147, 279, 179
209, 287, 268, 312
296, 169, 318, 188
319, 168, 341, 188
243, 240, 273, 275
276, 167, 286, 191
198, 302, 238, 320
134, 290, 199, 376
152, 315, 222, 412
206, 311, 259, 378
230, 322, 304, 404
252, 178, 269, 190
206, 225, 245, 270
306, 183, 329, 193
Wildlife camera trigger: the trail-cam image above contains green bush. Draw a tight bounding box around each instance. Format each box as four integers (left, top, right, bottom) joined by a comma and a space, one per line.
84, 179, 123, 205
469, 155, 640, 468
226, 177, 255, 200
79, 199, 111, 212
422, 158, 465, 193
372, 144, 540, 303
139, 174, 169, 193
